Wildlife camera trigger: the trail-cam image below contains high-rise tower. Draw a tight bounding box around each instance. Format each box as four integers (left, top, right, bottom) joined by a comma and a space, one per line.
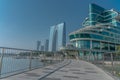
45, 39, 49, 51
49, 23, 66, 51
41, 45, 44, 51
36, 41, 41, 51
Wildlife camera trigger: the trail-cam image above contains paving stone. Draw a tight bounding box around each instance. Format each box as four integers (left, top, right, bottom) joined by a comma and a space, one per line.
42, 71, 51, 73
63, 75, 79, 79
41, 77, 61, 80
69, 69, 80, 71
72, 72, 86, 75
85, 68, 94, 70
44, 68, 53, 70
24, 73, 41, 77
58, 70, 68, 72
85, 71, 97, 73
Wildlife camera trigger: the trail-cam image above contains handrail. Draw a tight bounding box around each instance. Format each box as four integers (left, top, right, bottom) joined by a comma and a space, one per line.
0, 47, 64, 78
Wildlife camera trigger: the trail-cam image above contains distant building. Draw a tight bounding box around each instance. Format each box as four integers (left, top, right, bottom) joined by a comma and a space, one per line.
45, 39, 49, 51
36, 41, 41, 51
49, 23, 66, 51
41, 45, 44, 51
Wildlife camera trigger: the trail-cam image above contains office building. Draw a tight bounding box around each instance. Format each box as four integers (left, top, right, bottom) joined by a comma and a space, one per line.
49, 23, 66, 51
45, 39, 49, 51
41, 45, 44, 51
69, 4, 120, 59
36, 41, 41, 51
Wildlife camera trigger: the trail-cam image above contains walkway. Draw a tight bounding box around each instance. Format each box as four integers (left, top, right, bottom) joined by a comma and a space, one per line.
1, 60, 115, 80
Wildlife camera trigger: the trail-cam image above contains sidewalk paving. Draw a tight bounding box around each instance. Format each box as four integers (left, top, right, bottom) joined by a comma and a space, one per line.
1, 60, 115, 80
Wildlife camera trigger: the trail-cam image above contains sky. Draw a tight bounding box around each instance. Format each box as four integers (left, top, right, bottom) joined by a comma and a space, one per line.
0, 0, 120, 50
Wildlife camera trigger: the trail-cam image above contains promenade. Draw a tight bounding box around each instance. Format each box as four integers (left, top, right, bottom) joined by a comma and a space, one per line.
2, 59, 115, 80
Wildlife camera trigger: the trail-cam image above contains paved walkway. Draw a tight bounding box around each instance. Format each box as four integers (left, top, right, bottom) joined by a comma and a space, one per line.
2, 60, 115, 80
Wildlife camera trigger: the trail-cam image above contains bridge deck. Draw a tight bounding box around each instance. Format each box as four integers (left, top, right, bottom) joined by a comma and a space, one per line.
1, 60, 115, 80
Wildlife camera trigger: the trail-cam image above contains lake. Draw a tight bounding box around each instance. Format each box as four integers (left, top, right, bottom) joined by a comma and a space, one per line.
0, 57, 44, 77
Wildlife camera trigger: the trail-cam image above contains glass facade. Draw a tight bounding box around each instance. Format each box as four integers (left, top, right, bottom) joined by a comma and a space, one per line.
101, 42, 108, 50
69, 4, 120, 58
45, 39, 49, 51
77, 40, 90, 49
92, 41, 100, 50
83, 4, 119, 27
49, 23, 66, 51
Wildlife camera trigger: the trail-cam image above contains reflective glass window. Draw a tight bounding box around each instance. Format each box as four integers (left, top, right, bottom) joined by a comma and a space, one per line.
70, 34, 75, 39
77, 40, 90, 49
109, 44, 115, 51
101, 42, 108, 50
92, 41, 100, 49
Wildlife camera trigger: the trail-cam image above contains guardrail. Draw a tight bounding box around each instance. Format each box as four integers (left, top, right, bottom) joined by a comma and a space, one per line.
81, 52, 120, 79
0, 47, 64, 78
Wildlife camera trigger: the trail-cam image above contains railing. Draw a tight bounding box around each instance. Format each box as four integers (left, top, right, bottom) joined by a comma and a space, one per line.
81, 53, 120, 80
0, 47, 64, 78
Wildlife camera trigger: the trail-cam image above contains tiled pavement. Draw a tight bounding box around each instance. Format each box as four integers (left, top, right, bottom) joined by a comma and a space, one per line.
1, 60, 115, 80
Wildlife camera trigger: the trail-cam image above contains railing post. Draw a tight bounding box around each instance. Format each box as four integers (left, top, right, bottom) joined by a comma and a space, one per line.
111, 53, 114, 75
43, 52, 46, 66
0, 48, 4, 77
102, 53, 104, 67
29, 51, 32, 70
88, 51, 91, 62
53, 52, 55, 63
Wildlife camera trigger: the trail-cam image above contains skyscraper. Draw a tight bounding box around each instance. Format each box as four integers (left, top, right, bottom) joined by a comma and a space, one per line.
41, 45, 44, 51
36, 41, 41, 51
45, 39, 49, 51
49, 23, 66, 51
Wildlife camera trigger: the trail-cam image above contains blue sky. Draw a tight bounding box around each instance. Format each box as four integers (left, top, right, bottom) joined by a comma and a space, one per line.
0, 0, 120, 50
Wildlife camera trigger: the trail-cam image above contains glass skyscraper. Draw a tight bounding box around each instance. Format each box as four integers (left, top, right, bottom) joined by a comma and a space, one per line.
45, 39, 49, 51
49, 23, 66, 51
69, 4, 120, 58
36, 41, 41, 51
41, 45, 44, 51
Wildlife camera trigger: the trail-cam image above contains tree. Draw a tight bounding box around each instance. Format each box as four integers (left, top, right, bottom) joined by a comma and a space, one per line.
116, 45, 120, 56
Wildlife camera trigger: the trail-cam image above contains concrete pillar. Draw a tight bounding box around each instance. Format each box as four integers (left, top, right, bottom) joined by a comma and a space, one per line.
96, 52, 98, 60
93, 52, 95, 61
88, 51, 91, 62
90, 40, 92, 61
90, 40, 92, 49
102, 53, 104, 66
111, 53, 114, 75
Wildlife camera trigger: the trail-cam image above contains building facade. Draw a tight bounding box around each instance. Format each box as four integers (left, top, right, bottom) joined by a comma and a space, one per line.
45, 39, 49, 51
41, 45, 44, 51
69, 4, 120, 59
36, 41, 41, 51
49, 23, 66, 51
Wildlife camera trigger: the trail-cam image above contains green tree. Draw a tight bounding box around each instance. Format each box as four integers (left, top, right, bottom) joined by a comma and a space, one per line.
116, 45, 120, 56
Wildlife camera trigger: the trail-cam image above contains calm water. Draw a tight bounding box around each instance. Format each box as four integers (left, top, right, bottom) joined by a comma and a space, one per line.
1, 57, 43, 77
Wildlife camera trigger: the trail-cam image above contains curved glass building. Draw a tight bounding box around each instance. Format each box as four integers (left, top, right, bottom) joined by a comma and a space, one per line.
69, 4, 120, 59
49, 23, 66, 52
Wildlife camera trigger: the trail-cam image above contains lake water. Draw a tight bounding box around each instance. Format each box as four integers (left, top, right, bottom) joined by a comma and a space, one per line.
1, 57, 44, 77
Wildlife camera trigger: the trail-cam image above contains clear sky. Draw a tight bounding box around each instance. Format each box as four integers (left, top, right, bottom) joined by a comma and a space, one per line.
0, 0, 120, 50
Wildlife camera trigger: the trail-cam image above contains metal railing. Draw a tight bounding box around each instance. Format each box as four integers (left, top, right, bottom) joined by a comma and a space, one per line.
0, 47, 64, 78
81, 53, 120, 79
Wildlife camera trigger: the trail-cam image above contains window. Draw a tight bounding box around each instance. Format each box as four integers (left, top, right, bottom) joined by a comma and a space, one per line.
92, 41, 100, 49
77, 40, 90, 49
101, 42, 108, 50
109, 44, 115, 51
